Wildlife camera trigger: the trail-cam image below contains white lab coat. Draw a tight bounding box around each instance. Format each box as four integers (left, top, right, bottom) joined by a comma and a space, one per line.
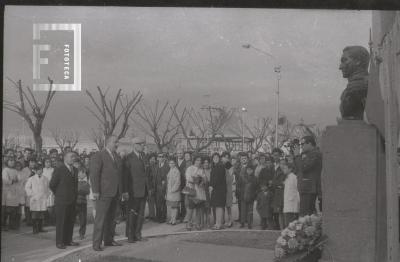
20, 167, 32, 206
42, 167, 55, 207
2, 167, 20, 207
283, 172, 300, 213
25, 174, 50, 212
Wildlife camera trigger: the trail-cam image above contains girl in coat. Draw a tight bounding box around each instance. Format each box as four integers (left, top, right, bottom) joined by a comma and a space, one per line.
166, 158, 181, 225
281, 161, 300, 227
25, 163, 50, 234
2, 157, 20, 230
256, 185, 273, 230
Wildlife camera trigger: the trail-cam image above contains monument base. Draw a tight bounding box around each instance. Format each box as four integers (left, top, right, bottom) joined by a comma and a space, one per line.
320, 120, 384, 262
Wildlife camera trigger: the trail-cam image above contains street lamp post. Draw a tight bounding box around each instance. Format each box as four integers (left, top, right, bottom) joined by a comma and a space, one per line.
242, 43, 282, 148
274, 66, 281, 148
241, 107, 247, 152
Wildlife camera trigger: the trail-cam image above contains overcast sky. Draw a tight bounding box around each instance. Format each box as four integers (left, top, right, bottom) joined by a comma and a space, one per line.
3, 6, 371, 139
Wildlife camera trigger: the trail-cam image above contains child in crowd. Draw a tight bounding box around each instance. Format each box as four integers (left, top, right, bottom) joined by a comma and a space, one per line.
240, 164, 258, 229
281, 161, 300, 227
25, 163, 50, 234
21, 159, 37, 226
256, 185, 273, 230
75, 161, 90, 240
15, 161, 24, 229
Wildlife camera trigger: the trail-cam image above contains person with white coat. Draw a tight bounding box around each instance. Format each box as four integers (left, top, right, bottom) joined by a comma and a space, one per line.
166, 159, 181, 225
2, 158, 20, 230
42, 158, 55, 226
281, 161, 300, 228
25, 163, 50, 234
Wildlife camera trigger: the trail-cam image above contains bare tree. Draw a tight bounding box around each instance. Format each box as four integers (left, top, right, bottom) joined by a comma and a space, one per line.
134, 100, 181, 153
88, 126, 105, 150
172, 105, 234, 153
279, 119, 296, 146
50, 128, 80, 152
85, 86, 142, 140
2, 133, 22, 150
226, 115, 273, 153
3, 78, 56, 152
245, 117, 273, 153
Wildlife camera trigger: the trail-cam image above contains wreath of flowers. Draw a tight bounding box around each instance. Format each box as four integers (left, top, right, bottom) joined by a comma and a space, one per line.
274, 213, 325, 261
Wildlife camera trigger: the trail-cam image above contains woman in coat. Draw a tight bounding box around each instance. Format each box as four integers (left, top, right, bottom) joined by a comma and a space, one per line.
271, 158, 286, 230
166, 158, 181, 225
2, 157, 20, 230
281, 161, 300, 227
210, 153, 227, 230
184, 155, 206, 230
224, 160, 234, 228
25, 164, 50, 234
202, 157, 212, 228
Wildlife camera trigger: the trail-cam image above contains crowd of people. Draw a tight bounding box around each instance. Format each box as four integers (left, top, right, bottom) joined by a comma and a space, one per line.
2, 146, 92, 238
2, 134, 323, 251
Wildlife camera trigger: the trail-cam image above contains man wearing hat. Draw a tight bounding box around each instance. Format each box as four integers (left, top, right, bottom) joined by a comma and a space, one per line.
89, 135, 123, 251
122, 137, 150, 242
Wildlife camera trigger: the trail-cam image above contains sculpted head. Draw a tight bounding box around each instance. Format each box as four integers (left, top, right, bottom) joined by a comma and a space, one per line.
339, 46, 369, 78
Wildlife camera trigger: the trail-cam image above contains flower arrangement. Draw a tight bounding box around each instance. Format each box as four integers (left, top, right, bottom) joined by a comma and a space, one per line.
274, 213, 326, 262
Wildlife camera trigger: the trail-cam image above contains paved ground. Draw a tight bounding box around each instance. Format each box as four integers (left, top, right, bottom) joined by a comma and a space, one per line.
1, 203, 273, 262
53, 231, 279, 262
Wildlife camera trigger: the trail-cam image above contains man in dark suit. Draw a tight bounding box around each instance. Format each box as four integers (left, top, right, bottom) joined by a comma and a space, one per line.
236, 152, 249, 222
176, 149, 187, 222
90, 135, 123, 251
271, 148, 285, 230
154, 152, 170, 223
297, 136, 322, 216
49, 151, 79, 249
122, 137, 151, 242
145, 153, 157, 221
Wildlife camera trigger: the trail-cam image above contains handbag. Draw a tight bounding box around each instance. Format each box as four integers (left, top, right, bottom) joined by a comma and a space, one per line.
182, 186, 196, 197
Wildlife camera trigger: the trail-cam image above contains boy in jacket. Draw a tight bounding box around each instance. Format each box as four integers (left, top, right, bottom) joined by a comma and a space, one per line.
76, 166, 90, 239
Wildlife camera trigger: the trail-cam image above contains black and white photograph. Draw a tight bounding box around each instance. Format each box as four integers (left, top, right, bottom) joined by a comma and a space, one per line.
1, 3, 399, 262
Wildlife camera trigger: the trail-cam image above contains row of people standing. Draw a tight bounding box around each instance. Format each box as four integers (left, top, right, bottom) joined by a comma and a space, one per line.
2, 151, 91, 239
243, 135, 322, 230
141, 136, 322, 232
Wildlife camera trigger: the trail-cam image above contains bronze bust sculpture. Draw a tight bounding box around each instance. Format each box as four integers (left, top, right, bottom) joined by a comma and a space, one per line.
339, 46, 370, 120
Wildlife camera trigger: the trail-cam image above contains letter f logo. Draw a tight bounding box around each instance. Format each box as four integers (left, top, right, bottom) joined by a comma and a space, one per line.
33, 24, 50, 80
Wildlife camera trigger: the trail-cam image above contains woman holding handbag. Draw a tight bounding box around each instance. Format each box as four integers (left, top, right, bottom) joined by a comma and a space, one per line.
183, 155, 204, 230
166, 158, 181, 225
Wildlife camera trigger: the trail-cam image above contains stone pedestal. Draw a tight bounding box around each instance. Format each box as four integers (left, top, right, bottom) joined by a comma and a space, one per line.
320, 120, 385, 262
